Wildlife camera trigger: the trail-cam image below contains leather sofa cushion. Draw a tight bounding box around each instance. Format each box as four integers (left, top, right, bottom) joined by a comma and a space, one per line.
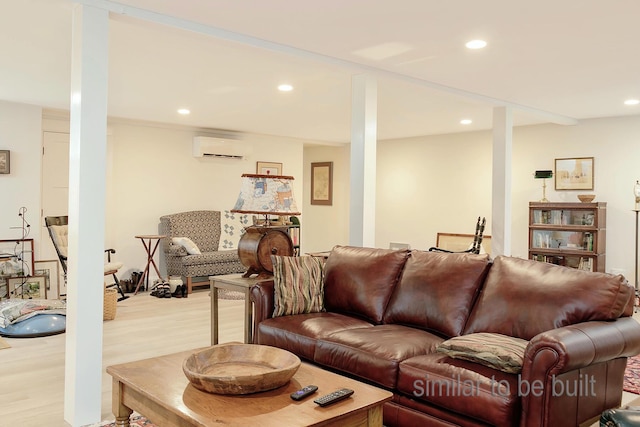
323, 246, 409, 324
257, 312, 373, 361
397, 353, 520, 427
314, 325, 443, 389
464, 256, 634, 340
383, 251, 490, 337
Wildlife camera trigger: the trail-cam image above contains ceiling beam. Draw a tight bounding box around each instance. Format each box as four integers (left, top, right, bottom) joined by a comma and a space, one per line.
77, 0, 578, 126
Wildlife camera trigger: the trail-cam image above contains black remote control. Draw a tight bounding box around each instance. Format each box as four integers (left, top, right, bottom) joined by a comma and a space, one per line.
290, 385, 318, 401
313, 388, 354, 407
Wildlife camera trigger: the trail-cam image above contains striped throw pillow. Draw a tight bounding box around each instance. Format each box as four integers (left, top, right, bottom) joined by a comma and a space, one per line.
272, 255, 325, 317
436, 332, 529, 373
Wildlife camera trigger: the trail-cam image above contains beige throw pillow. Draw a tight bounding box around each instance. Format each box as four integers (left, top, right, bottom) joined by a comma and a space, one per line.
272, 255, 325, 317
436, 332, 529, 374
171, 237, 201, 255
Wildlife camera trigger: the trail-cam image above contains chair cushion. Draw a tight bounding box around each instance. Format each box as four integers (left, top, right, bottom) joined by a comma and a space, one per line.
272, 255, 324, 317
218, 210, 250, 250
49, 225, 68, 258
104, 261, 123, 274
171, 237, 201, 255
436, 332, 529, 373
181, 250, 241, 266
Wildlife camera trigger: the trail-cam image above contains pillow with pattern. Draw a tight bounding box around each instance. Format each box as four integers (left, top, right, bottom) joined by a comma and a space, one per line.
436, 332, 529, 374
218, 210, 250, 250
272, 255, 325, 317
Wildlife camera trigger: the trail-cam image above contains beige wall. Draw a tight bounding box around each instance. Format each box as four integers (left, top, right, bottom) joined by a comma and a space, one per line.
303, 115, 640, 280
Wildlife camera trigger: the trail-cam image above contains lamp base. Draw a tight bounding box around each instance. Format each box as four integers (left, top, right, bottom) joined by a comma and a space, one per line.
237, 226, 294, 278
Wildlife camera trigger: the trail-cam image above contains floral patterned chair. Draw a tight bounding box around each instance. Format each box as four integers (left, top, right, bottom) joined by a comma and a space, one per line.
159, 210, 248, 293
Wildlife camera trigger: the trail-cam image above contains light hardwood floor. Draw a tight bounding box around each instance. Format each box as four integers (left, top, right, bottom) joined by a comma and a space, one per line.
1, 291, 638, 427
0, 289, 245, 427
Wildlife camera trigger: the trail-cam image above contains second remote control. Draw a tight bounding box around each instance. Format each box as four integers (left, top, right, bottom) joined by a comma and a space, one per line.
290, 385, 318, 401
313, 388, 354, 406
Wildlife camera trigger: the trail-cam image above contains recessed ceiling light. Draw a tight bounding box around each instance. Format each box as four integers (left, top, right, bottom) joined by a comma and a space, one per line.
624, 99, 640, 106
460, 119, 473, 125
465, 40, 487, 49
177, 108, 190, 115
278, 84, 293, 92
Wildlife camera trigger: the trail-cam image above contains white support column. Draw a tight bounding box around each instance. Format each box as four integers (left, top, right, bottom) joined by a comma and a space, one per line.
491, 106, 513, 257
65, 4, 109, 426
350, 74, 377, 247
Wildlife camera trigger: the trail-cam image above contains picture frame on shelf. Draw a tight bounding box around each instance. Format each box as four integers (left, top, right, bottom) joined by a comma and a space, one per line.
34, 259, 61, 299
554, 157, 594, 190
0, 150, 9, 174
256, 161, 282, 175
8, 275, 46, 299
311, 161, 333, 206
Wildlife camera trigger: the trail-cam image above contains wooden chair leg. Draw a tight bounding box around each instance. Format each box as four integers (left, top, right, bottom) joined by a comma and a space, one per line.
187, 276, 193, 294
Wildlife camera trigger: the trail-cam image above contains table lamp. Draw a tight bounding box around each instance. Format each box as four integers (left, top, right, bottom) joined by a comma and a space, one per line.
231, 174, 301, 278
534, 170, 553, 202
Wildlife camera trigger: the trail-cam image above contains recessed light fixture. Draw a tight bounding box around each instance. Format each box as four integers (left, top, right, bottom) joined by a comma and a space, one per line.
460, 119, 473, 125
465, 40, 487, 49
278, 84, 293, 92
177, 108, 190, 115
624, 99, 640, 106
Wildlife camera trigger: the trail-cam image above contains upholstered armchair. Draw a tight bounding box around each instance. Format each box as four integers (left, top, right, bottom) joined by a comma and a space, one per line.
159, 210, 246, 293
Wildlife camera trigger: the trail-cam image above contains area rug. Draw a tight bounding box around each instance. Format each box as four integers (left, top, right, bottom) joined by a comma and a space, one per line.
88, 414, 156, 427
624, 354, 640, 394
0, 336, 10, 350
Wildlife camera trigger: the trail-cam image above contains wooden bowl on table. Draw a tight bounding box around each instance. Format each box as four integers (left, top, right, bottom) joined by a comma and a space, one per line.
183, 343, 301, 395
577, 194, 596, 203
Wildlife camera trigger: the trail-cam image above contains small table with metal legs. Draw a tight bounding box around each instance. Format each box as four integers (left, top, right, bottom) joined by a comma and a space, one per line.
133, 234, 166, 294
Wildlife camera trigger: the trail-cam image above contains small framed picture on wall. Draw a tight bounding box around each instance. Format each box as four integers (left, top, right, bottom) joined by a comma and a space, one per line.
256, 161, 282, 175
311, 162, 333, 206
0, 150, 10, 174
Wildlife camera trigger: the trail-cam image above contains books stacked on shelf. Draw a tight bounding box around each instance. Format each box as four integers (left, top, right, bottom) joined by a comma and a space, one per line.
578, 257, 594, 272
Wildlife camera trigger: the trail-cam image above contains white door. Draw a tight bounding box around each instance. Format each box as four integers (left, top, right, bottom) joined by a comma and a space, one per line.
41, 131, 69, 297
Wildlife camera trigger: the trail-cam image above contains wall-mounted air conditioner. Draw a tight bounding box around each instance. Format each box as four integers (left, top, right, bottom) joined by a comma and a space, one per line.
192, 136, 251, 159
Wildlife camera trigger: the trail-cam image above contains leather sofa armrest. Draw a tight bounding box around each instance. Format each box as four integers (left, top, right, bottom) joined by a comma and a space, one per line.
520, 317, 640, 426
523, 317, 640, 375
250, 280, 275, 342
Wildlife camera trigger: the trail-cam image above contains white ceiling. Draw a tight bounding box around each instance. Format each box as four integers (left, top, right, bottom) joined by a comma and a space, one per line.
2, 0, 640, 143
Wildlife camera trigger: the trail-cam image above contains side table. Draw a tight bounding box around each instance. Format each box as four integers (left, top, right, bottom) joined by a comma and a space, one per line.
210, 274, 269, 345
133, 234, 166, 295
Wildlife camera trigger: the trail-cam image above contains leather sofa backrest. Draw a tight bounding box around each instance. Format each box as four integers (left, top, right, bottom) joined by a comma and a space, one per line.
464, 255, 634, 340
383, 251, 491, 337
323, 245, 409, 324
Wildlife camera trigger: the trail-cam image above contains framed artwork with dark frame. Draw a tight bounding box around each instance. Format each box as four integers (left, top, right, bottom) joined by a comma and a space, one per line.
311, 162, 333, 206
256, 161, 282, 175
8, 275, 46, 299
0, 150, 10, 174
554, 157, 594, 190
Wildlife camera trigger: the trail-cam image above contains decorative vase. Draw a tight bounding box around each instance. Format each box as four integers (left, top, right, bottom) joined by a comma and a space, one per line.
168, 275, 183, 293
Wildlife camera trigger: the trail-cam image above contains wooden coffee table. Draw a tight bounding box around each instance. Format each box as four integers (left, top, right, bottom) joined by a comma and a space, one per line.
107, 347, 393, 426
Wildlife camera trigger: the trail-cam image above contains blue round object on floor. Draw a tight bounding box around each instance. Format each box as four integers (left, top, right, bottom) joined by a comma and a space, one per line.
0, 314, 66, 338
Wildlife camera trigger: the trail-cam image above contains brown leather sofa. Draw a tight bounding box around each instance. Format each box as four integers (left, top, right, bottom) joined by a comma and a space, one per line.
251, 246, 640, 427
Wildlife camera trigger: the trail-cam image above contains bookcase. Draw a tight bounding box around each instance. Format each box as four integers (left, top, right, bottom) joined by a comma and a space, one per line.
287, 223, 300, 256
528, 202, 606, 272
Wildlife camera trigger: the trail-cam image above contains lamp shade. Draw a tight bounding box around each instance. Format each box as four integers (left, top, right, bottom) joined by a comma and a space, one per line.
534, 170, 553, 179
231, 174, 301, 216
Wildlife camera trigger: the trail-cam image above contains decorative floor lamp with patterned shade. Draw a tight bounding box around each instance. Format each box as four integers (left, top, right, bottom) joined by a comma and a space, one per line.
231, 174, 301, 278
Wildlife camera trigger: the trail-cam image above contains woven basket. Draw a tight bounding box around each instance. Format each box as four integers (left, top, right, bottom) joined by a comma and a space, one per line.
103, 288, 117, 321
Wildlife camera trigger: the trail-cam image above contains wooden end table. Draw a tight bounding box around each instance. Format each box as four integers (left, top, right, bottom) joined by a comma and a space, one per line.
210, 273, 268, 345
107, 347, 392, 427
